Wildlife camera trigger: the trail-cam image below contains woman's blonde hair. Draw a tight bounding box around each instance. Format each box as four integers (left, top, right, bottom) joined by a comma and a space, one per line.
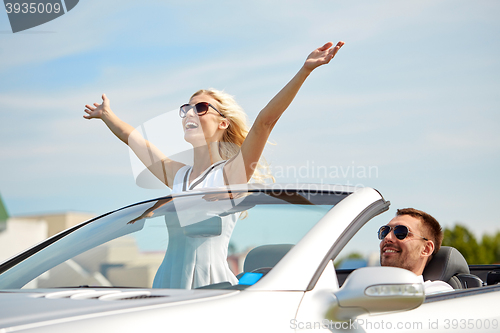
191, 88, 274, 183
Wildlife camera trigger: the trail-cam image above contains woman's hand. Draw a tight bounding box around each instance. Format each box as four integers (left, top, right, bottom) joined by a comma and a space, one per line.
84, 93, 111, 120
304, 41, 344, 72
82, 92, 182, 187
229, 40, 344, 184
127, 211, 155, 224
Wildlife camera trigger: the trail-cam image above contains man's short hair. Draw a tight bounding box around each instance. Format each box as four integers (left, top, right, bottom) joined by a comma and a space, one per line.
396, 208, 443, 255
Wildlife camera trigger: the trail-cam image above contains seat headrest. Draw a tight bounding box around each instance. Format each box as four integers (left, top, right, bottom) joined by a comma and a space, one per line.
244, 244, 294, 273
423, 246, 469, 282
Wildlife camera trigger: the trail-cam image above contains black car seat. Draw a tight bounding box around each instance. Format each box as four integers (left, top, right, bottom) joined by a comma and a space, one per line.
423, 246, 483, 289
237, 244, 294, 279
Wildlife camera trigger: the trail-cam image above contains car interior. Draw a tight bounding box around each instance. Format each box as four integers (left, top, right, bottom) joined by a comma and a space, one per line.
422, 246, 483, 289
336, 246, 500, 290
236, 244, 295, 279
224, 243, 500, 291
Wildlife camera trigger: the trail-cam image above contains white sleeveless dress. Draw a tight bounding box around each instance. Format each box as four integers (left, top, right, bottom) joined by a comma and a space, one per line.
152, 161, 239, 289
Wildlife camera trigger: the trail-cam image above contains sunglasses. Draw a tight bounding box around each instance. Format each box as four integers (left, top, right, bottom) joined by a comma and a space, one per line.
179, 102, 225, 118
377, 225, 429, 241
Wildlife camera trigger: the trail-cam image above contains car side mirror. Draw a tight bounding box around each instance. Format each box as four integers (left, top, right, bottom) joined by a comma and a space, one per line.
326, 267, 425, 322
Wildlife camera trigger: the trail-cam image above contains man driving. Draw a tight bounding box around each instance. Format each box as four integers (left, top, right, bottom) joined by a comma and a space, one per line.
378, 208, 454, 294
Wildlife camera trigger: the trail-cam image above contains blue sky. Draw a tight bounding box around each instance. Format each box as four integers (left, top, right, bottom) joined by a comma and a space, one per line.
1, 0, 499, 242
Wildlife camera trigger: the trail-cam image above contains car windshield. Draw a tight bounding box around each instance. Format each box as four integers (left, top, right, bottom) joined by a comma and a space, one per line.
0, 187, 349, 290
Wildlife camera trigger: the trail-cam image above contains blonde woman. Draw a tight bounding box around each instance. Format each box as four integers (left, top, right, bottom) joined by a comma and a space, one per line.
84, 41, 344, 288
84, 41, 344, 191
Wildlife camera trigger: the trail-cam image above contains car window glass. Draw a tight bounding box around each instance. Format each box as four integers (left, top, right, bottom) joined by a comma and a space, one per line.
0, 190, 344, 290
334, 214, 388, 270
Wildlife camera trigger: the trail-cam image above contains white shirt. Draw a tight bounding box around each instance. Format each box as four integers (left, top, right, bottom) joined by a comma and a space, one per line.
419, 275, 454, 294
172, 160, 226, 192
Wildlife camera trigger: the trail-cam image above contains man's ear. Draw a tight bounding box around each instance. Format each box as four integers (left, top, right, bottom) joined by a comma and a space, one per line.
219, 119, 229, 130
422, 240, 435, 258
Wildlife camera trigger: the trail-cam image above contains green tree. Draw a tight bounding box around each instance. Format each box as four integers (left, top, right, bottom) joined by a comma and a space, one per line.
0, 192, 8, 232
443, 224, 500, 264
481, 232, 500, 264
442, 224, 483, 264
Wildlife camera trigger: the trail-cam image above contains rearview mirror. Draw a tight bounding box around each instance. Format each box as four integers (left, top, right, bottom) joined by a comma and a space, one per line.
326, 267, 425, 322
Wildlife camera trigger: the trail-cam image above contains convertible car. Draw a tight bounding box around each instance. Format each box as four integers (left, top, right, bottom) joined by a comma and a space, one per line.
0, 184, 499, 332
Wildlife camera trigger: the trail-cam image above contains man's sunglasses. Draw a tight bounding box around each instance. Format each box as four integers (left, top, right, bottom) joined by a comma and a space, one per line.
179, 102, 225, 118
377, 225, 429, 241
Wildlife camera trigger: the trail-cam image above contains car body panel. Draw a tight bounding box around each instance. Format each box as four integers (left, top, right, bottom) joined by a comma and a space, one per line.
1, 290, 304, 333
0, 288, 235, 329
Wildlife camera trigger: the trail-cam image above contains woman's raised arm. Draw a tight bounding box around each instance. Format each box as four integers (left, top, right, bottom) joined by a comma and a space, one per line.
225, 41, 344, 183
84, 94, 184, 188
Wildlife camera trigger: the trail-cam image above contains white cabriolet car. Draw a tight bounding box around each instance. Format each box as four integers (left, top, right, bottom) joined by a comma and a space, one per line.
0, 184, 499, 332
